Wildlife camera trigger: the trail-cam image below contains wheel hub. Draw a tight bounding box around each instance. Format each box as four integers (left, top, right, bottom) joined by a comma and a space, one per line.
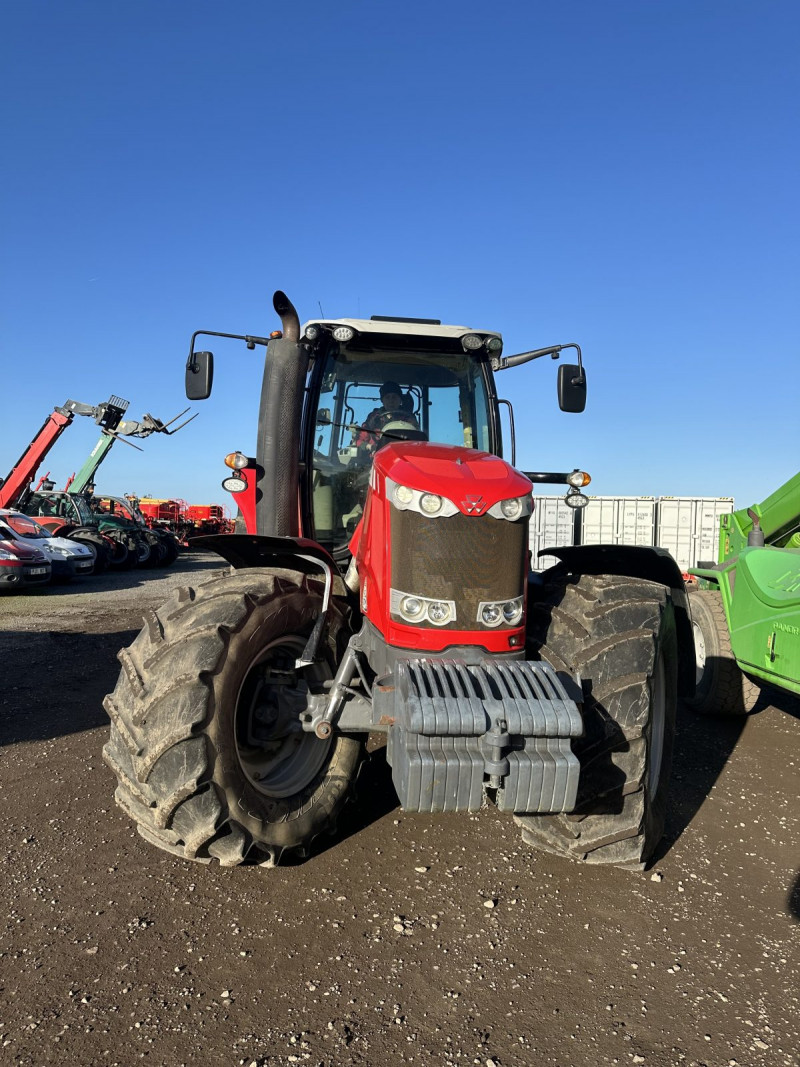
236, 637, 331, 798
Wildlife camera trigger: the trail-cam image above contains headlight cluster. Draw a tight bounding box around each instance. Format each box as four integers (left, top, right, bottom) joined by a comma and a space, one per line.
390, 590, 524, 628
387, 479, 459, 519
460, 333, 503, 354
389, 479, 531, 522
477, 597, 524, 627
390, 589, 457, 626
303, 323, 358, 343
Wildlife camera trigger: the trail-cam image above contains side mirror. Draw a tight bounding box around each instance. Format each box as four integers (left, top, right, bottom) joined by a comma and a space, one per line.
557, 364, 587, 413
186, 351, 214, 400
317, 408, 332, 425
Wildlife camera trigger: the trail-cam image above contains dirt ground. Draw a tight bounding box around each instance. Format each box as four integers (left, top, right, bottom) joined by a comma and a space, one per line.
1, 551, 798, 1067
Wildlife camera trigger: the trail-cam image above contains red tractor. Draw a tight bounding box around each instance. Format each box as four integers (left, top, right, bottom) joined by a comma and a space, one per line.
103, 292, 693, 870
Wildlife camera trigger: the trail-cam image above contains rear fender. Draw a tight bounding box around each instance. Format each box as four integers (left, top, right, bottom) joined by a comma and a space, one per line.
539, 544, 695, 698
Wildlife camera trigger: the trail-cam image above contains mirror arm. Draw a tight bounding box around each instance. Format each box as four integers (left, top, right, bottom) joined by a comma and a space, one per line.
492, 342, 583, 375
186, 329, 273, 371
560, 343, 585, 385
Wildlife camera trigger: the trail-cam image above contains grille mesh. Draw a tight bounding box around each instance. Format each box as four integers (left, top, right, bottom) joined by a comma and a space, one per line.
390, 508, 527, 629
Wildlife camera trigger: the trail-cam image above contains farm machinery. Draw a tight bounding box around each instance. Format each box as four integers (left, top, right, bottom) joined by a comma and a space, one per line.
0, 395, 193, 569
687, 470, 800, 714
89, 495, 181, 567
103, 291, 694, 871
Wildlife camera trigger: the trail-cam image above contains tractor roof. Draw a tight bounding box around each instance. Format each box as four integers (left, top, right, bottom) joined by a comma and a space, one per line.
301, 317, 503, 344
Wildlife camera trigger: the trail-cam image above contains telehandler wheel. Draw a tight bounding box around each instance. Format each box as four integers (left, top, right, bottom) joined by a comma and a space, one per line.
141, 533, 165, 567
106, 534, 132, 569
155, 534, 178, 567
102, 568, 363, 867
132, 535, 152, 566
516, 573, 678, 869
686, 590, 761, 716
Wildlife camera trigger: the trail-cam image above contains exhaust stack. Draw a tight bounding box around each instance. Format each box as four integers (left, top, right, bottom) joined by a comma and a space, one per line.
255, 291, 308, 536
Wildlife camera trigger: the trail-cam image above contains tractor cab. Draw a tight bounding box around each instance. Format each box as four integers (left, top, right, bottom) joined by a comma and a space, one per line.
24, 489, 94, 530
300, 317, 503, 558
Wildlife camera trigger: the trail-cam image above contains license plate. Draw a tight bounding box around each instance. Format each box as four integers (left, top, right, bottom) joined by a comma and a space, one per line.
28, 567, 48, 576
77, 562, 93, 570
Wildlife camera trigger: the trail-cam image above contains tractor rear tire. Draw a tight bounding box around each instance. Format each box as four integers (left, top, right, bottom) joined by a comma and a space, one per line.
103, 568, 363, 867
686, 590, 761, 715
515, 572, 677, 869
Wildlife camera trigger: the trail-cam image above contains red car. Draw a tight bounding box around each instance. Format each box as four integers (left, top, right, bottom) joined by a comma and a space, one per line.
0, 534, 51, 593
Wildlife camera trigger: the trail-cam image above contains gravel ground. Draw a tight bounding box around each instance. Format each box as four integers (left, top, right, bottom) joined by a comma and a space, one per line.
1, 551, 798, 1067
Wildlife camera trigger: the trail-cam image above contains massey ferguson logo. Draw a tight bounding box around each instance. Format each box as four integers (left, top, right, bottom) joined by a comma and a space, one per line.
463, 494, 486, 514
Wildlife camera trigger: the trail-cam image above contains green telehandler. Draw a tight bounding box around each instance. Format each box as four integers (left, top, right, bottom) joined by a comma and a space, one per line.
687, 471, 800, 715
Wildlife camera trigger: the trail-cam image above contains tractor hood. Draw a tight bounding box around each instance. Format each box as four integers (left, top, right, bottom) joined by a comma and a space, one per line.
372, 442, 532, 514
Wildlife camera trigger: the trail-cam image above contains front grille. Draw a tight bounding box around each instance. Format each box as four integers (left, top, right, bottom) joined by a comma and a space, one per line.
390, 508, 527, 629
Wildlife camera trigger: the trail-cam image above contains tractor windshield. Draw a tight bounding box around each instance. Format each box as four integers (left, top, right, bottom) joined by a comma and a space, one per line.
26, 492, 94, 526
307, 343, 495, 552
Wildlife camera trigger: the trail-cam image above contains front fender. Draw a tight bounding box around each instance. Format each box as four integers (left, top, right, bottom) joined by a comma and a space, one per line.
190, 533, 351, 599
541, 544, 695, 698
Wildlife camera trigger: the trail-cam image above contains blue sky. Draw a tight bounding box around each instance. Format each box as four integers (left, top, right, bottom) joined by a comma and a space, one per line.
2, 0, 798, 514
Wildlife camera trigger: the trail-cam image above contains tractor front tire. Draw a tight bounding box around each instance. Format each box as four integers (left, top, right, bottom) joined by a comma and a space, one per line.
516, 573, 677, 869
686, 590, 761, 715
103, 568, 363, 866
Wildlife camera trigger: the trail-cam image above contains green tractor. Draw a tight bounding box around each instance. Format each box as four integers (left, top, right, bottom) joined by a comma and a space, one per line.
688, 471, 800, 715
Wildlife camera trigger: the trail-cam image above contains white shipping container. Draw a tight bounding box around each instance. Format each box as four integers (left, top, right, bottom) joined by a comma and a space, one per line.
525, 493, 734, 573
529, 494, 576, 571
694, 497, 735, 566
655, 497, 734, 572
582, 496, 656, 547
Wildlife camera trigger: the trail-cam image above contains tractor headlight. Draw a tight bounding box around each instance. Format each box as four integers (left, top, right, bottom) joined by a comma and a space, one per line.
486, 336, 503, 353
500, 497, 523, 520
386, 479, 458, 518
477, 596, 524, 627
480, 603, 504, 626
332, 325, 356, 342
399, 596, 424, 621
488, 494, 532, 521
565, 490, 589, 509
502, 597, 524, 625
225, 452, 249, 470
420, 493, 443, 515
427, 601, 452, 625
461, 333, 483, 351
304, 324, 321, 340
391, 589, 457, 626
